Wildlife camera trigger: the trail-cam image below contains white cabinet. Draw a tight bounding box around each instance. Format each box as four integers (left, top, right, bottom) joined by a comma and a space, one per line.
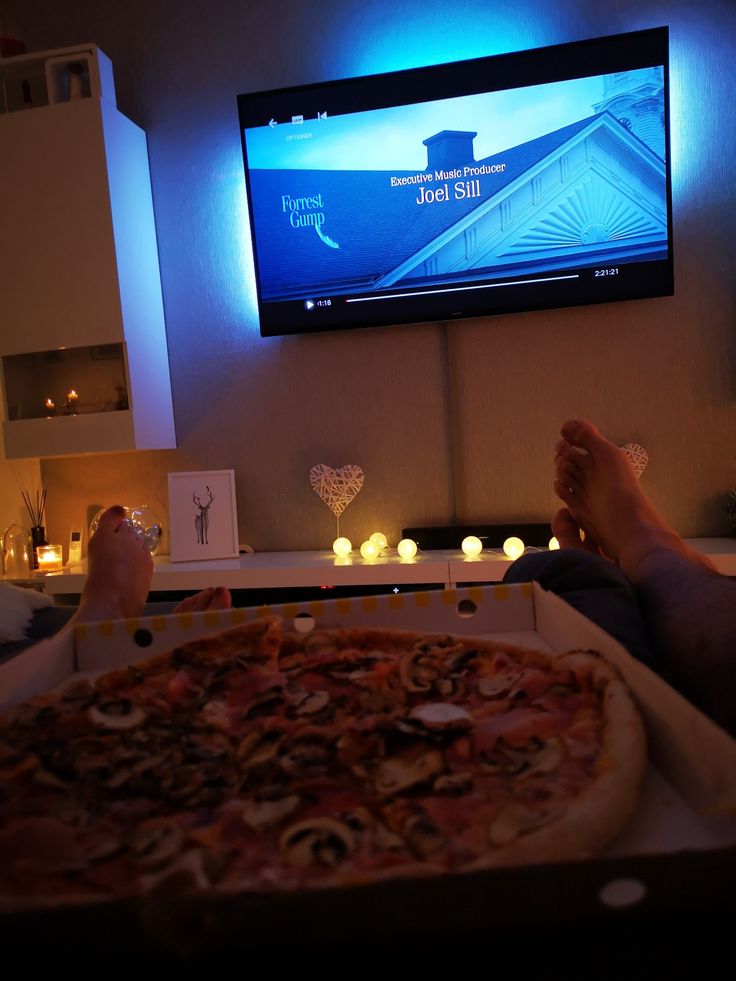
0, 45, 175, 458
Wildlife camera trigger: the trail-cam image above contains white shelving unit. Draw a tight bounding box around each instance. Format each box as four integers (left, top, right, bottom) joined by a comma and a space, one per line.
25, 538, 736, 601
0, 45, 175, 458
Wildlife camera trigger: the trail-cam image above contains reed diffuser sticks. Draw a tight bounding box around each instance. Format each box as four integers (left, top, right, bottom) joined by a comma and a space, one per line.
21, 487, 47, 529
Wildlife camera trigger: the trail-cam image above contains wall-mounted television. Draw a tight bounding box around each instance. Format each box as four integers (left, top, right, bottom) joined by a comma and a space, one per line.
237, 27, 672, 338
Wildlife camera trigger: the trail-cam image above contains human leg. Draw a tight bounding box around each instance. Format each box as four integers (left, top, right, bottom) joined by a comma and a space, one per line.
504, 548, 656, 670
631, 549, 736, 733
553, 420, 735, 732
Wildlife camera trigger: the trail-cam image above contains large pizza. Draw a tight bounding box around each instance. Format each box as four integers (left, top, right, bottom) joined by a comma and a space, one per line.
0, 617, 646, 906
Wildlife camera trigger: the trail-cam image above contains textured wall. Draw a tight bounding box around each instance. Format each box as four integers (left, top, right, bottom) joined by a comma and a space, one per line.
2, 0, 735, 553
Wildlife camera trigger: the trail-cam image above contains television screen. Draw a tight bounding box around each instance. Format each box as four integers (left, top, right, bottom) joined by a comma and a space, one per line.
237, 27, 672, 337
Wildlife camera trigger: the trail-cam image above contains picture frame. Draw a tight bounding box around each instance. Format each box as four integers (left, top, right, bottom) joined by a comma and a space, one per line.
168, 469, 239, 562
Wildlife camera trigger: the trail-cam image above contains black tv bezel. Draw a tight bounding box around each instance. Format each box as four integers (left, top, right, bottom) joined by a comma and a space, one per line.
237, 26, 673, 338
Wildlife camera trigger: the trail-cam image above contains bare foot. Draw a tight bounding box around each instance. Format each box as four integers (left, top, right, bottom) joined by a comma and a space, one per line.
551, 507, 605, 556
552, 420, 708, 581
74, 506, 154, 623
174, 587, 232, 614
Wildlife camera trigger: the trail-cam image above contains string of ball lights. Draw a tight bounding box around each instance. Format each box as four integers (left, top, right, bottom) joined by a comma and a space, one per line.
333, 533, 560, 562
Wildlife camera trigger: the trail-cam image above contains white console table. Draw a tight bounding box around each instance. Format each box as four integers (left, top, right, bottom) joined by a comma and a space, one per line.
19, 538, 736, 601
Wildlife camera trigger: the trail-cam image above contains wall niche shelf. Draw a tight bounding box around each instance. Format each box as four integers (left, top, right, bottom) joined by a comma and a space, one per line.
0, 45, 175, 459
0, 43, 115, 115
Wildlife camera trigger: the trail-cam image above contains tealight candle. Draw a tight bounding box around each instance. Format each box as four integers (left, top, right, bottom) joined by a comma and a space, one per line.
548, 536, 560, 551
332, 536, 352, 557
461, 535, 483, 558
397, 538, 417, 560
65, 389, 79, 415
44, 397, 56, 415
503, 536, 525, 560
36, 544, 63, 572
360, 539, 380, 561
369, 531, 388, 550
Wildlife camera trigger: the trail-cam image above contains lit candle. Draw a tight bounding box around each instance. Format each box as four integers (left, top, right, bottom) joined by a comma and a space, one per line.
36, 544, 63, 572
44, 398, 56, 417
65, 389, 79, 415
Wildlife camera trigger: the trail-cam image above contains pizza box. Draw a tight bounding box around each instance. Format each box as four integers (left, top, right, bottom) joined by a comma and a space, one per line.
1, 582, 735, 963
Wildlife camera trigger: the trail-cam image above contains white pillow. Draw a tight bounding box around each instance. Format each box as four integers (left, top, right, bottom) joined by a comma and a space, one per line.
0, 582, 53, 643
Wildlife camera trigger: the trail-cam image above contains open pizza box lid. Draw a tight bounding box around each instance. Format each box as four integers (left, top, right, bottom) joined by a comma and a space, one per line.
1, 581, 735, 947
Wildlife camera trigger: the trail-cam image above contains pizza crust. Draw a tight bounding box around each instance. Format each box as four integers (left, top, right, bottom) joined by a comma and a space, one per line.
467, 670, 646, 870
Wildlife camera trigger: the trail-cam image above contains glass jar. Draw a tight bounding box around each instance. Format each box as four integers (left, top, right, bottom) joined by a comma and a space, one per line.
89, 506, 163, 555
2, 524, 33, 578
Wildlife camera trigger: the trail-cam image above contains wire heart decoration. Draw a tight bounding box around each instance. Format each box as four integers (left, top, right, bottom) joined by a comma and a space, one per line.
309, 464, 365, 538
621, 442, 649, 479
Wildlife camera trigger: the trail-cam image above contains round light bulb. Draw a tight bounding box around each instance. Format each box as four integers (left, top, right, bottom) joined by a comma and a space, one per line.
548, 536, 560, 551
503, 536, 525, 560
332, 536, 352, 557
397, 538, 417, 560
360, 539, 380, 560
461, 535, 483, 558
369, 531, 388, 550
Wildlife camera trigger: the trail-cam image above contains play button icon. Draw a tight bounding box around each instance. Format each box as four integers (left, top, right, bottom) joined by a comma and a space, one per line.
305, 300, 315, 310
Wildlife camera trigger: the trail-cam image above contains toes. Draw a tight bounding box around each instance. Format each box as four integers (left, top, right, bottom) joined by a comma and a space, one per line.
175, 589, 212, 614
564, 472, 584, 496
553, 479, 578, 507
173, 595, 194, 614
554, 454, 585, 487
94, 505, 126, 536
173, 587, 231, 615
560, 419, 602, 452
551, 507, 582, 548
212, 587, 232, 610
194, 587, 216, 611
554, 439, 589, 462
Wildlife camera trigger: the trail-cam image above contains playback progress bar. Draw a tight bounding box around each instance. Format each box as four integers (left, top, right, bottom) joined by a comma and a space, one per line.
344, 273, 580, 303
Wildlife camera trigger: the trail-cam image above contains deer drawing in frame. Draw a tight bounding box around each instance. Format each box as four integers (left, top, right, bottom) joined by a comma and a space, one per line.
193, 487, 214, 545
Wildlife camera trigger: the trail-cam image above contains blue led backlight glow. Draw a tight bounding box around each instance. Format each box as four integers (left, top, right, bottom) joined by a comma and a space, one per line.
667, 31, 703, 207
228, 172, 260, 333
330, 4, 551, 77
200, 140, 260, 337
